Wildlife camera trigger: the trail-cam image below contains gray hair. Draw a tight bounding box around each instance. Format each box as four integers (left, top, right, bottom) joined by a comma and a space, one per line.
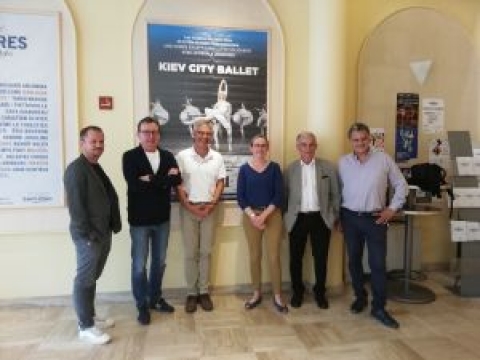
296, 131, 317, 145
193, 117, 214, 132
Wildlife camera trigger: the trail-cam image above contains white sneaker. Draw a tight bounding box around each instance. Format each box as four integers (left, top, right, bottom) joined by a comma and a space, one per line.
94, 316, 115, 329
78, 326, 111, 345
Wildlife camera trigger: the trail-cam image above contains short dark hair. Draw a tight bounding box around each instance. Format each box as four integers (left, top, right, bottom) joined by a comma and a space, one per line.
347, 122, 370, 138
79, 125, 103, 141
137, 116, 160, 133
250, 134, 269, 146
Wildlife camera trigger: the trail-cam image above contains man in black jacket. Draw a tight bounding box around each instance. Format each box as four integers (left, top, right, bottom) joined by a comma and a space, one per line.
122, 117, 182, 325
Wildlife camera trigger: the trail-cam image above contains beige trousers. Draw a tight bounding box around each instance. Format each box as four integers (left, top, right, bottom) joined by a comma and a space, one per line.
242, 209, 284, 294
180, 207, 217, 295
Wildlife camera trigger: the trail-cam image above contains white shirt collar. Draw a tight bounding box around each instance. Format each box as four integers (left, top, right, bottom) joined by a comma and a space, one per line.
190, 146, 213, 161
300, 159, 315, 167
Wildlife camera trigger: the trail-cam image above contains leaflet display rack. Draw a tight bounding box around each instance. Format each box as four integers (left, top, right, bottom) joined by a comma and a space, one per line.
447, 131, 480, 296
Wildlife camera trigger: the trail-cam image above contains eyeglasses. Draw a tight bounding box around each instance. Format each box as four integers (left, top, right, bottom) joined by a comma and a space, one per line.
196, 131, 213, 136
139, 130, 159, 136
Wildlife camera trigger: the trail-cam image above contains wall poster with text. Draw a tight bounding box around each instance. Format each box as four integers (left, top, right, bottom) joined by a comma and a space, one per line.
0, 11, 63, 207
147, 23, 269, 199
395, 93, 419, 162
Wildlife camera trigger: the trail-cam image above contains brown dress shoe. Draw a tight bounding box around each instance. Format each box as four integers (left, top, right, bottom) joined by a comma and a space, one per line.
198, 293, 214, 311
185, 295, 198, 313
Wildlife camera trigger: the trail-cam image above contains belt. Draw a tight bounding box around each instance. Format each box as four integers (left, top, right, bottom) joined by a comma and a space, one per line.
251, 206, 266, 211
299, 211, 321, 215
342, 207, 379, 217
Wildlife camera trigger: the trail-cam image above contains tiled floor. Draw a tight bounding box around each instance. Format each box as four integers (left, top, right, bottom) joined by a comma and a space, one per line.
1, 273, 480, 359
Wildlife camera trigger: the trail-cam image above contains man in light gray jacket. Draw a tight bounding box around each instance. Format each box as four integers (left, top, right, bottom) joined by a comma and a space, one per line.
284, 131, 340, 309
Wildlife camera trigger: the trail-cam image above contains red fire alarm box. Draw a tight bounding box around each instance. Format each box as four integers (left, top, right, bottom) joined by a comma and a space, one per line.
99, 96, 113, 110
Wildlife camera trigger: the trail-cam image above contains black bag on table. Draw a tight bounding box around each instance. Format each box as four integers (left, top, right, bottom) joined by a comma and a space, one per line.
408, 163, 446, 198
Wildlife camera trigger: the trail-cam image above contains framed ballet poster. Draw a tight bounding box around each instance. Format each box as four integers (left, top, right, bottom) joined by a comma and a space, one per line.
146, 23, 269, 199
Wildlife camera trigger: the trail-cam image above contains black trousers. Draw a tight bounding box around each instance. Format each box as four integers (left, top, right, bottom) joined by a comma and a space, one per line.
289, 212, 331, 297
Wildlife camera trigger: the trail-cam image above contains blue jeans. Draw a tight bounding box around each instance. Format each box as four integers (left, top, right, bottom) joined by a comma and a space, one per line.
73, 235, 111, 329
341, 208, 388, 311
130, 222, 170, 309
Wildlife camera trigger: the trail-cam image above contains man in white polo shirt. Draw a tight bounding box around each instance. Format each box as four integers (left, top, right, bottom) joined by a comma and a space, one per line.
176, 118, 226, 313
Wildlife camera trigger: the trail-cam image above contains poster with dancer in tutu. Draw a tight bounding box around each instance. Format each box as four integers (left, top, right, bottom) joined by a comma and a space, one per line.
147, 24, 269, 198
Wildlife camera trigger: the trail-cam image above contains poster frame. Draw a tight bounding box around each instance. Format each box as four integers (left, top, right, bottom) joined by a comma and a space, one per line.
0, 9, 65, 209
144, 21, 271, 200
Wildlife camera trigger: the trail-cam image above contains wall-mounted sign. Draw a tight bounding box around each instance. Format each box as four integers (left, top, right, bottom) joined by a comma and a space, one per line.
422, 98, 444, 134
0, 11, 63, 208
99, 96, 113, 110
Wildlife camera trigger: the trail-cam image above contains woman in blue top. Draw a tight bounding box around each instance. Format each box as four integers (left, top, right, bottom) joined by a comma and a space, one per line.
237, 134, 287, 313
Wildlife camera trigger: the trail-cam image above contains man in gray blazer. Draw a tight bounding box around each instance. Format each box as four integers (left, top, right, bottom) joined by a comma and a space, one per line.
284, 131, 340, 308
64, 126, 121, 345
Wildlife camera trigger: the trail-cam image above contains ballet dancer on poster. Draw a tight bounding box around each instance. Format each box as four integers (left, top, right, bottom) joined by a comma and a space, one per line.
205, 79, 233, 152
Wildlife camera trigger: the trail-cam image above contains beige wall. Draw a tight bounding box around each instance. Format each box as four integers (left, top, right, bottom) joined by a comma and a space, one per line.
346, 0, 480, 129
1, 0, 480, 299
0, 0, 321, 299
357, 7, 480, 266
346, 0, 480, 268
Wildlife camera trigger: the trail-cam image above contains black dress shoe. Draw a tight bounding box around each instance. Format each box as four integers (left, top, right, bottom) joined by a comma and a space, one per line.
150, 298, 175, 313
371, 309, 400, 329
350, 298, 367, 314
290, 294, 303, 308
315, 295, 329, 309
273, 299, 289, 313
137, 307, 151, 325
244, 296, 262, 310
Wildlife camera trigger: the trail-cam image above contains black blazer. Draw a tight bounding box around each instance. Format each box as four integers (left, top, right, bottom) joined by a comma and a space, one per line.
64, 155, 121, 242
122, 146, 182, 226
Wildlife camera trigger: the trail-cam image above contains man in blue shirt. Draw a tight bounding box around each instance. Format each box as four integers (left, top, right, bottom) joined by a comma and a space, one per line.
339, 122, 407, 329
